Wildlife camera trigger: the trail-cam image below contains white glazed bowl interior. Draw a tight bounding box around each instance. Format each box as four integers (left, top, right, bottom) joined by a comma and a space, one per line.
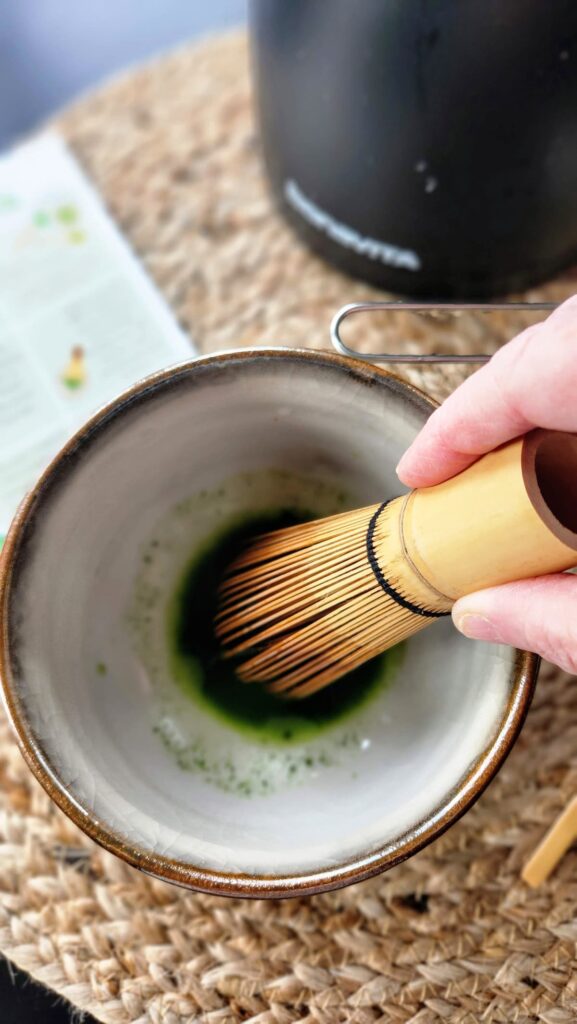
3, 352, 533, 893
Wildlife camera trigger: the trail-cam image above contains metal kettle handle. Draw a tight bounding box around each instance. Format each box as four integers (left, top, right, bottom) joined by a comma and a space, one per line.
330, 301, 557, 365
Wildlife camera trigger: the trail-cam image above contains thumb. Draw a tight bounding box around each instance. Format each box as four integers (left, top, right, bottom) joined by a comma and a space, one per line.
452, 575, 577, 675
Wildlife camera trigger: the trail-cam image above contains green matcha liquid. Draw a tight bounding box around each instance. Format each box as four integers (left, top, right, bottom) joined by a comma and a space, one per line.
168, 512, 402, 744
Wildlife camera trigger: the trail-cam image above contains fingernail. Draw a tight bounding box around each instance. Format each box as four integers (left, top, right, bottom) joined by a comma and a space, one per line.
453, 612, 504, 643
395, 451, 412, 478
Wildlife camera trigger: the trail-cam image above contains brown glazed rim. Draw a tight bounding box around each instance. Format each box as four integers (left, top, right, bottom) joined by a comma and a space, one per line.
0, 348, 539, 899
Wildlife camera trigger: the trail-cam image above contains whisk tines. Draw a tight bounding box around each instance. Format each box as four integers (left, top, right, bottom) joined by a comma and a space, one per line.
215, 500, 440, 699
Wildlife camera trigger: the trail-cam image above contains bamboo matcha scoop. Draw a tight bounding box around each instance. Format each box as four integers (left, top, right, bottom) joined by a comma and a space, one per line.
217, 429, 577, 698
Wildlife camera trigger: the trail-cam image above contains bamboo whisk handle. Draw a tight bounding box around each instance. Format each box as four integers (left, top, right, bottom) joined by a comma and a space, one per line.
217, 428, 577, 700
396, 429, 577, 605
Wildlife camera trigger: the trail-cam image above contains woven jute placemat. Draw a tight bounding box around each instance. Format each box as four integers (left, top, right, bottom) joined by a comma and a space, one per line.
1, 30, 577, 1024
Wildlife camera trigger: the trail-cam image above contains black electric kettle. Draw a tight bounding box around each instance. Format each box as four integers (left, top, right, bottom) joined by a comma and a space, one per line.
250, 0, 577, 298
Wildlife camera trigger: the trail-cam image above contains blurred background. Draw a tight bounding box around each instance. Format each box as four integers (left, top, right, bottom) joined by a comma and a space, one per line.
0, 0, 246, 149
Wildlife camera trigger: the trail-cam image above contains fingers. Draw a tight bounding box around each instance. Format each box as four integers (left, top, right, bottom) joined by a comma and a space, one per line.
397, 295, 577, 488
452, 574, 577, 675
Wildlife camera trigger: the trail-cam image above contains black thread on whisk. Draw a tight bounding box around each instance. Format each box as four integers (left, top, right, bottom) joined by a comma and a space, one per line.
366, 501, 448, 619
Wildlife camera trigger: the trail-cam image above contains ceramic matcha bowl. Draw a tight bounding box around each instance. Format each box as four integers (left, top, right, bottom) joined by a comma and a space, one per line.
0, 350, 538, 897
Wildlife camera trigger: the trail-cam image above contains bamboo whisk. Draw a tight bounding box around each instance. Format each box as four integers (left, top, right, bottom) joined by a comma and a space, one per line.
216, 429, 577, 698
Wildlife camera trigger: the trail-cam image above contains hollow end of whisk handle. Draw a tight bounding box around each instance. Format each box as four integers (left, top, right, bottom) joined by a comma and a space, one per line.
401, 428, 577, 602
521, 429, 577, 551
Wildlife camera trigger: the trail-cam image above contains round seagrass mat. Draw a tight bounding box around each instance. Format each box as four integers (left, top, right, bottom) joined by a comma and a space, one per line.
2, 29, 577, 1024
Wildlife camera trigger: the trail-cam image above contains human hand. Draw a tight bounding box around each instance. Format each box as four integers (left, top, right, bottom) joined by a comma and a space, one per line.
396, 295, 577, 673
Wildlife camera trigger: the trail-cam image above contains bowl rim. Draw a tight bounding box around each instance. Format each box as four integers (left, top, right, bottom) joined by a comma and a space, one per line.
0, 347, 539, 898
